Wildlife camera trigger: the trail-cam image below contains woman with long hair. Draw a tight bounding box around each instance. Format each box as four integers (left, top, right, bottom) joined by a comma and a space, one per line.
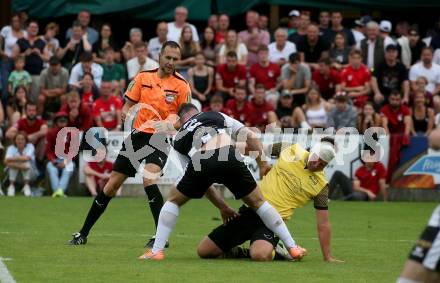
200, 26, 218, 67
329, 32, 351, 70
291, 87, 330, 129
357, 102, 382, 134
411, 91, 435, 136
176, 25, 200, 78
7, 85, 27, 126
187, 52, 214, 104
93, 23, 120, 64
218, 30, 248, 65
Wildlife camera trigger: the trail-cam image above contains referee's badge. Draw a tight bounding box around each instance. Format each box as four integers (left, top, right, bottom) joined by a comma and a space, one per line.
165, 91, 176, 104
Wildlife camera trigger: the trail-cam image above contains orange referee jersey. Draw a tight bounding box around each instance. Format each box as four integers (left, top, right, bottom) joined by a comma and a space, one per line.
125, 69, 191, 133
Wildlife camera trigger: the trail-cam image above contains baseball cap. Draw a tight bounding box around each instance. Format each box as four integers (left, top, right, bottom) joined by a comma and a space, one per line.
54, 111, 68, 122
355, 15, 372, 27
380, 20, 392, 33
288, 10, 300, 17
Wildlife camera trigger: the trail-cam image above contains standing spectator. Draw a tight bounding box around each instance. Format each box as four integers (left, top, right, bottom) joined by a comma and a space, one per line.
224, 85, 253, 124
287, 10, 301, 36
60, 91, 94, 131
396, 22, 412, 69
202, 94, 232, 116
409, 47, 440, 95
352, 16, 370, 46
215, 14, 230, 44
381, 90, 411, 181
41, 22, 60, 63
268, 28, 297, 66
92, 23, 119, 65
65, 10, 99, 45
176, 25, 200, 78
148, 22, 168, 62
359, 21, 385, 71
92, 81, 123, 131
78, 72, 99, 109
318, 11, 331, 37
5, 102, 47, 162
357, 102, 382, 134
329, 32, 351, 70
4, 132, 35, 197
238, 10, 270, 66
340, 49, 372, 108
126, 42, 158, 81
297, 24, 330, 67
0, 14, 27, 59
101, 47, 126, 92
69, 51, 103, 89
7, 85, 27, 126
327, 93, 358, 130
38, 56, 68, 117
275, 92, 295, 129
188, 52, 214, 104
121, 28, 143, 62
215, 51, 246, 100
247, 84, 278, 132
200, 27, 217, 67
288, 13, 310, 45
57, 21, 92, 71
281, 52, 312, 106
13, 20, 48, 102
167, 6, 199, 42
84, 147, 114, 197
408, 27, 426, 66
258, 15, 269, 31
218, 30, 248, 65
411, 91, 435, 136
326, 11, 355, 47
8, 55, 32, 94
249, 45, 281, 96
312, 57, 341, 100
208, 14, 219, 31
379, 20, 397, 48
45, 111, 75, 197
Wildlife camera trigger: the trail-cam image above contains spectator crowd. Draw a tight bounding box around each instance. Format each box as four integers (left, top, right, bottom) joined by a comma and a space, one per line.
1, 6, 440, 198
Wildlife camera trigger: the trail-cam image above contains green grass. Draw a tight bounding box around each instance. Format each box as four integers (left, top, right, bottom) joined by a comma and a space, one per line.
0, 198, 437, 283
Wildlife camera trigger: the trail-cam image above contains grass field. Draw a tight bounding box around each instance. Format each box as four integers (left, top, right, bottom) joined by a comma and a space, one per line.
0, 197, 437, 283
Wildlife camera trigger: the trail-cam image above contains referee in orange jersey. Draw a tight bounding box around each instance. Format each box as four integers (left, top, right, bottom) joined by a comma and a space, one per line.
70, 41, 191, 246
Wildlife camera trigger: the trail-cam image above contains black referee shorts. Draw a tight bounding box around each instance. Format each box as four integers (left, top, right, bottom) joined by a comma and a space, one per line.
176, 146, 257, 199
208, 205, 279, 252
113, 130, 170, 177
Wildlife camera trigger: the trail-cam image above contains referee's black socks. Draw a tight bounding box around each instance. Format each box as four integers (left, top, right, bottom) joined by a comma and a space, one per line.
80, 191, 113, 237
144, 184, 164, 228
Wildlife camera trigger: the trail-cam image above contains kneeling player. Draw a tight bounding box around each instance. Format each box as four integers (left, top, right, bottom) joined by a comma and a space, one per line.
197, 138, 343, 262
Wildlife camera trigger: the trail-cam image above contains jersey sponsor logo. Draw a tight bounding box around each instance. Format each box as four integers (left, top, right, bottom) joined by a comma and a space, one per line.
165, 90, 177, 104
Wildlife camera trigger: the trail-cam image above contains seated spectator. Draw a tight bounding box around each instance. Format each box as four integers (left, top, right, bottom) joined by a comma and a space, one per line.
327, 93, 358, 130
409, 46, 440, 95
275, 92, 295, 129
176, 25, 200, 78
200, 26, 217, 67
41, 22, 60, 62
65, 10, 98, 45
249, 45, 281, 98
38, 56, 69, 118
312, 57, 341, 100
60, 91, 93, 131
224, 85, 252, 125
281, 52, 311, 106
359, 21, 385, 71
57, 21, 92, 71
372, 44, 410, 106
238, 10, 270, 66
340, 49, 371, 108
215, 14, 229, 44
121, 27, 144, 61
92, 23, 119, 65
167, 6, 199, 43
411, 91, 435, 136
202, 94, 232, 116
381, 90, 411, 181
357, 102, 382, 134
45, 111, 75, 197
0, 101, 4, 149
84, 147, 116, 196
409, 76, 434, 108
126, 42, 158, 81
215, 51, 246, 101
148, 22, 168, 62
408, 27, 426, 66
4, 132, 36, 197
7, 85, 27, 126
92, 81, 123, 131
329, 152, 387, 201
101, 47, 126, 92
301, 87, 330, 128
247, 84, 278, 132
218, 30, 248, 65
329, 32, 350, 70
8, 55, 31, 94
188, 52, 214, 104
77, 72, 99, 109
268, 28, 297, 66
69, 51, 103, 89
297, 24, 330, 68
5, 102, 47, 162
288, 13, 309, 45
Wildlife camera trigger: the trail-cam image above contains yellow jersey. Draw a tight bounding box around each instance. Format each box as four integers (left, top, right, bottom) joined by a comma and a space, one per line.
259, 144, 329, 221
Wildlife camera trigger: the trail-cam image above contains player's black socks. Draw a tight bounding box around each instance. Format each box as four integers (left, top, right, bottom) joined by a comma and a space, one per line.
79, 191, 113, 237
144, 185, 164, 228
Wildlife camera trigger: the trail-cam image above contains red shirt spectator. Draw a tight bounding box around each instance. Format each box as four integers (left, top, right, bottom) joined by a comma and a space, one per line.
380, 103, 411, 134
202, 94, 233, 117
216, 63, 247, 89
340, 52, 371, 108
60, 92, 94, 131
92, 95, 123, 130
88, 160, 113, 185
225, 99, 253, 124
341, 64, 371, 87
312, 66, 341, 100
45, 112, 72, 162
355, 162, 387, 196
16, 117, 46, 136
247, 99, 275, 130
249, 61, 280, 90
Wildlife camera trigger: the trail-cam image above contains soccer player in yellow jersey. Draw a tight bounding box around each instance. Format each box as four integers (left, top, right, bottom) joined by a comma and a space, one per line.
197, 137, 343, 262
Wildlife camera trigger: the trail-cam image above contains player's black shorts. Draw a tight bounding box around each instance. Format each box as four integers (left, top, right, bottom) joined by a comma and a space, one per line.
408, 205, 440, 271
176, 146, 256, 199
113, 130, 170, 177
208, 205, 279, 252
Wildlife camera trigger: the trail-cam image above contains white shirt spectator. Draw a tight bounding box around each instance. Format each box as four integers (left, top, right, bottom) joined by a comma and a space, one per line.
6, 143, 36, 169
409, 62, 440, 93
383, 36, 396, 48
69, 62, 103, 88
352, 29, 365, 46
433, 49, 440, 66
268, 41, 297, 63
148, 37, 165, 61
218, 43, 248, 63
167, 22, 199, 42
0, 26, 27, 57
126, 57, 159, 80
